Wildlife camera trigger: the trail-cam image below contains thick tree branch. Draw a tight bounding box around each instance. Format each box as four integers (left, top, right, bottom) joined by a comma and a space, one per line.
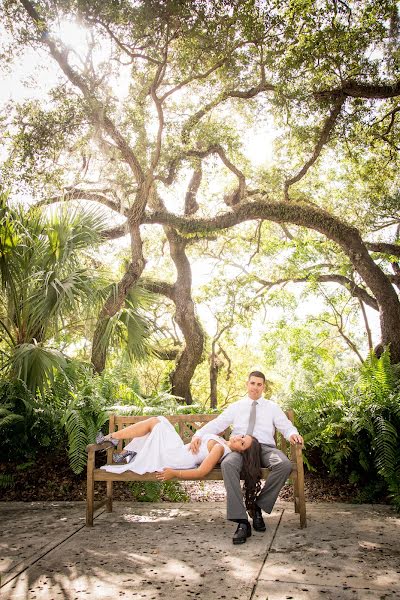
143, 198, 400, 359
181, 81, 275, 144
187, 145, 246, 199
155, 155, 181, 185
254, 274, 378, 311
366, 242, 400, 257
103, 225, 129, 240
316, 79, 400, 100
144, 199, 352, 239
154, 348, 181, 360
284, 96, 345, 199
40, 189, 122, 213
149, 39, 170, 170
184, 165, 202, 215
160, 57, 229, 102
159, 39, 258, 103
150, 88, 165, 171
140, 278, 175, 301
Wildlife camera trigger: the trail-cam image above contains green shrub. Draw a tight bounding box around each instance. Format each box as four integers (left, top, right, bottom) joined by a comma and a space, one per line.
289, 349, 400, 509
128, 480, 189, 502
0, 379, 61, 459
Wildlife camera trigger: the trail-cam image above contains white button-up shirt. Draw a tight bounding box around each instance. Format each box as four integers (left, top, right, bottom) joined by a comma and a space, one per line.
195, 395, 298, 446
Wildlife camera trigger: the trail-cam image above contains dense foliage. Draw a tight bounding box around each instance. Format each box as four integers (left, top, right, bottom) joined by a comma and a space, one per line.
290, 350, 400, 509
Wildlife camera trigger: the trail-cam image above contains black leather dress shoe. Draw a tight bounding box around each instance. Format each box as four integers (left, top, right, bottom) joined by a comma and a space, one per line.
252, 508, 266, 532
232, 522, 251, 545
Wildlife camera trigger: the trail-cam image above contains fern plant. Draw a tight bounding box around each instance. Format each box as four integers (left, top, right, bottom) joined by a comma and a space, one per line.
0, 473, 14, 488
290, 348, 400, 510
353, 351, 400, 509
62, 394, 109, 475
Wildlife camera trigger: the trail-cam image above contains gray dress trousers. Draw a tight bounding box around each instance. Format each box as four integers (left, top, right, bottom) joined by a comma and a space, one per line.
221, 443, 292, 520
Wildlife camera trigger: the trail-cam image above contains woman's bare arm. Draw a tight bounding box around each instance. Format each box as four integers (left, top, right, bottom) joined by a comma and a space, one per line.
156, 444, 225, 481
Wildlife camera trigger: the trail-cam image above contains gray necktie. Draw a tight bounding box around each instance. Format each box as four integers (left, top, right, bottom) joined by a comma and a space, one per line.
246, 401, 258, 435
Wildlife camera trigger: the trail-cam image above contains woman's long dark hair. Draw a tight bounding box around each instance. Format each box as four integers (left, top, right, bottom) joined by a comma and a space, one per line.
242, 436, 262, 516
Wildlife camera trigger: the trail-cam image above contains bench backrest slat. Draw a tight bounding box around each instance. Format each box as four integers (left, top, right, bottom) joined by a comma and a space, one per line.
109, 411, 294, 445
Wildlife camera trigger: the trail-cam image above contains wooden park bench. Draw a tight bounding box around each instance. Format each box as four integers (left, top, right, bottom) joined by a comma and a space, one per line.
86, 411, 306, 528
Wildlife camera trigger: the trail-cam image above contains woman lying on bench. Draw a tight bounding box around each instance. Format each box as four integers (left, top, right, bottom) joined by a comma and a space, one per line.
96, 415, 261, 510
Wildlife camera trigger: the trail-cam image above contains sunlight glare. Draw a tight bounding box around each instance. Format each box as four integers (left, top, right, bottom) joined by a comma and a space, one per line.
55, 18, 91, 57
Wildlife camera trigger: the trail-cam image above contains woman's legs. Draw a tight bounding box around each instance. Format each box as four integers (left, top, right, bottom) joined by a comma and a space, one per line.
105, 417, 161, 441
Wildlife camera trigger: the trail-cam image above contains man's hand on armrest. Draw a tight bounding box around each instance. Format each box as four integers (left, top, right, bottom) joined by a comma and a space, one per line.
289, 433, 304, 446
189, 436, 201, 454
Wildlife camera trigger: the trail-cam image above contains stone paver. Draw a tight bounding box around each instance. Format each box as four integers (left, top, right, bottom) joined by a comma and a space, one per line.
0, 502, 92, 588
255, 503, 400, 600
1, 501, 399, 600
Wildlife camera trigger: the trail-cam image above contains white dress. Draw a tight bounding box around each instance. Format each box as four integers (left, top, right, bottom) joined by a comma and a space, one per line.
100, 415, 231, 474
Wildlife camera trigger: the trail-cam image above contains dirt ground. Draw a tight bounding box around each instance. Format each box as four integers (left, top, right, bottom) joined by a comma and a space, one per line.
0, 448, 364, 504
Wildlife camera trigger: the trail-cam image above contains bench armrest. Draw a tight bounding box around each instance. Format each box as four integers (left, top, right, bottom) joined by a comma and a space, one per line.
291, 441, 304, 466
86, 442, 114, 454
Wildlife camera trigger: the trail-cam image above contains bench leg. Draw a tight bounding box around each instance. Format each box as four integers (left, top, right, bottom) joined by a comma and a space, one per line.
86, 455, 95, 527
299, 493, 307, 528
293, 472, 300, 514
106, 481, 113, 512
296, 448, 307, 528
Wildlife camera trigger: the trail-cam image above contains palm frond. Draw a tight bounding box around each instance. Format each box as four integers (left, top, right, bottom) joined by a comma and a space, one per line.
44, 204, 109, 263
10, 343, 67, 394
95, 295, 153, 364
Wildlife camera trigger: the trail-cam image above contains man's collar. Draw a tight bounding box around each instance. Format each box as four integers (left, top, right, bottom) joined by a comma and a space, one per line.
245, 394, 265, 402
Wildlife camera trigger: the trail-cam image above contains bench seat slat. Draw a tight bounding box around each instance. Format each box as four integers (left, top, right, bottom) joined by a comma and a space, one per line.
93, 465, 298, 482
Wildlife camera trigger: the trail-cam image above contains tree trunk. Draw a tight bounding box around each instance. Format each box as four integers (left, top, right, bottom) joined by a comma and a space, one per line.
167, 231, 204, 404
91, 221, 146, 373
209, 342, 218, 409
140, 238, 205, 404
170, 296, 204, 404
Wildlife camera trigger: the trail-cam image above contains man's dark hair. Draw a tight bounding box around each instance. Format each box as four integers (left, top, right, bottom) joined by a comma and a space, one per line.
248, 370, 266, 382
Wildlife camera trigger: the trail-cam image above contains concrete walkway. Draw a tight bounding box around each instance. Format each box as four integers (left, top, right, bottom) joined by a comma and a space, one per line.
1, 501, 399, 600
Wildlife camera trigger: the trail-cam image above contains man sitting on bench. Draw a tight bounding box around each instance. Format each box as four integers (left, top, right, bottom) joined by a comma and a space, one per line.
189, 370, 304, 545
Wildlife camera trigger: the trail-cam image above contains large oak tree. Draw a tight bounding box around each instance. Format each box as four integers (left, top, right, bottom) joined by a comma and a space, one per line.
2, 0, 400, 401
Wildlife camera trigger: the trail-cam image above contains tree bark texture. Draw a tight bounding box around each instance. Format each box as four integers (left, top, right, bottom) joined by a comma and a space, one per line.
165, 230, 204, 404
209, 341, 219, 410
91, 222, 146, 373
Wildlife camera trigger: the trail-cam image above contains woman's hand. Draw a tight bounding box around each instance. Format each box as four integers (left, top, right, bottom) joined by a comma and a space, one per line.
189, 436, 201, 454
156, 468, 176, 482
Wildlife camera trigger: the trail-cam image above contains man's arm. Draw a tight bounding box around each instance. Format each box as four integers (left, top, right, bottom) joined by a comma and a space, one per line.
189, 405, 236, 453
272, 404, 302, 443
